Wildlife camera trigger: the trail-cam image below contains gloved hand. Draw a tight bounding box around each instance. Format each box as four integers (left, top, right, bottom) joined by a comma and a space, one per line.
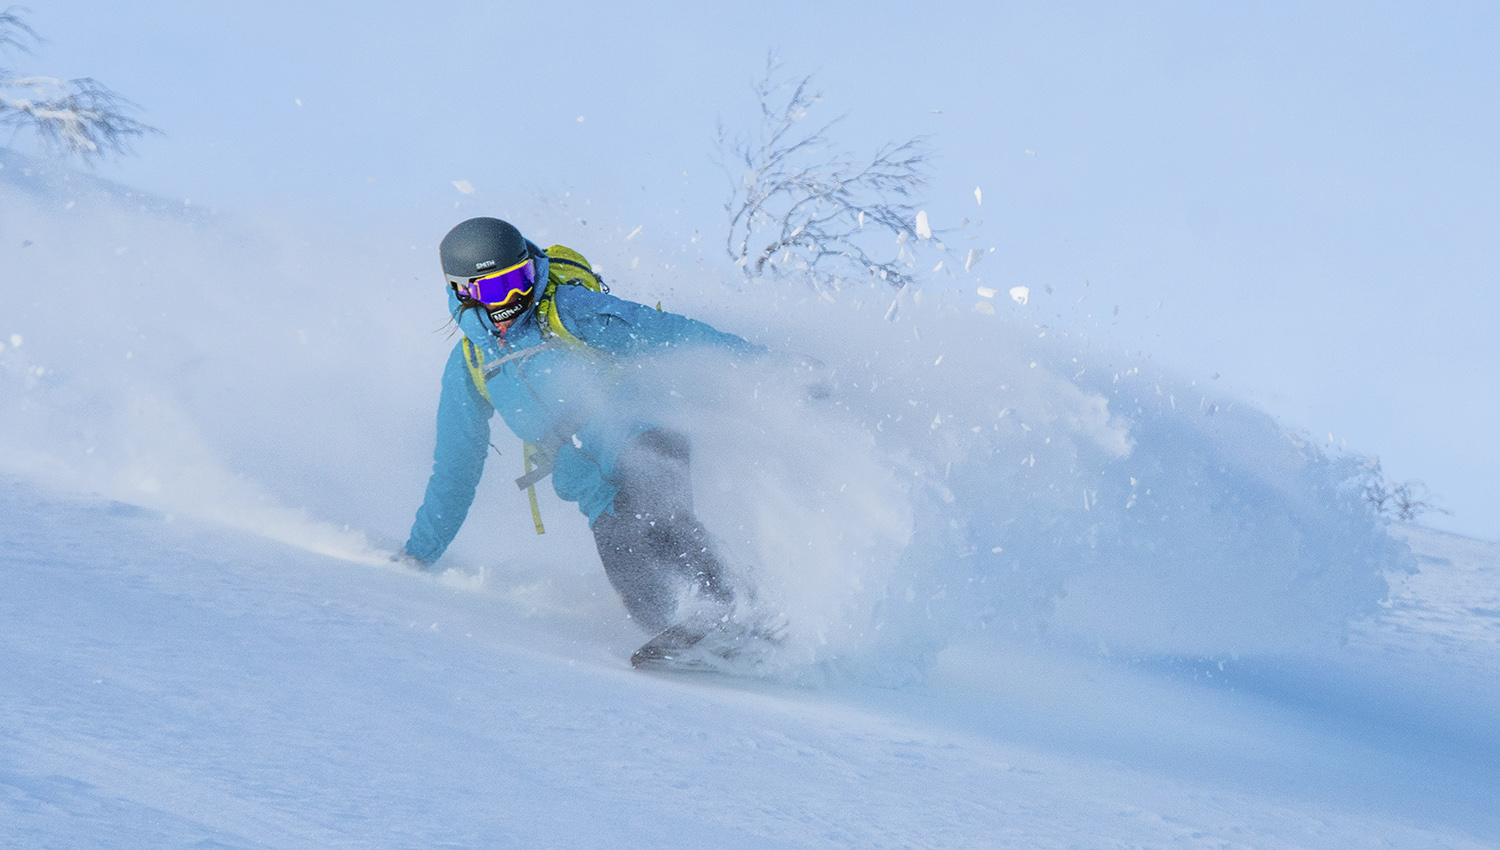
390, 548, 429, 571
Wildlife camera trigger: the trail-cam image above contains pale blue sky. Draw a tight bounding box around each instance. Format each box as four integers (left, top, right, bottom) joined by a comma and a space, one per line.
23, 0, 1500, 537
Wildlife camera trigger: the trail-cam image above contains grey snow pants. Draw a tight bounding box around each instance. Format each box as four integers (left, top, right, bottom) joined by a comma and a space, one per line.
590, 428, 733, 633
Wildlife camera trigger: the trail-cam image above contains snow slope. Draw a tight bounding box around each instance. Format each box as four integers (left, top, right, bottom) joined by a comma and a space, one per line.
3, 153, 1499, 846
4, 476, 1498, 848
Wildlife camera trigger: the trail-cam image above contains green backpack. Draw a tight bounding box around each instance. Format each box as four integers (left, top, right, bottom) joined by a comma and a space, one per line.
535, 244, 608, 346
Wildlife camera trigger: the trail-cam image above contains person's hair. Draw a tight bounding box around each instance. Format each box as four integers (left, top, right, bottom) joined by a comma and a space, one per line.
441, 285, 484, 338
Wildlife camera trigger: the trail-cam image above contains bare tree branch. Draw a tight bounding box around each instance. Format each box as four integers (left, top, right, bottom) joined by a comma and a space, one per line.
1391, 481, 1448, 522
0, 7, 157, 164
717, 53, 950, 290
1359, 457, 1449, 522
0, 7, 38, 55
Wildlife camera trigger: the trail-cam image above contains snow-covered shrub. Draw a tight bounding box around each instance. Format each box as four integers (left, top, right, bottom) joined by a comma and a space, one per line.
0, 9, 154, 163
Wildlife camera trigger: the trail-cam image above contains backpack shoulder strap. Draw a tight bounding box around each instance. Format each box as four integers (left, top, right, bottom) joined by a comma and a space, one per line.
536, 279, 586, 348
460, 337, 491, 401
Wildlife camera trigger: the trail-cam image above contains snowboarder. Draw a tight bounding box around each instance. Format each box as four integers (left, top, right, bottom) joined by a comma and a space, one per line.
397, 217, 764, 668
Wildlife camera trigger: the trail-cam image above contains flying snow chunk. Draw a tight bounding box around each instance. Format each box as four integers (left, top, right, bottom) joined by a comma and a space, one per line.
884, 282, 910, 322
974, 301, 995, 315
576, 115, 585, 122
626, 225, 643, 240
1009, 286, 1029, 305
965, 248, 984, 272
452, 180, 476, 195
974, 186, 983, 205
8, 334, 21, 348
976, 286, 997, 299
915, 210, 932, 240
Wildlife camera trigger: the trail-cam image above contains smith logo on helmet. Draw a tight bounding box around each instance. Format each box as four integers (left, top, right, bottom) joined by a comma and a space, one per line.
475, 259, 496, 271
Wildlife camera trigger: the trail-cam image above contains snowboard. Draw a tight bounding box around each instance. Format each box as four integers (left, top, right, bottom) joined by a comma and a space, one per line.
630, 614, 785, 672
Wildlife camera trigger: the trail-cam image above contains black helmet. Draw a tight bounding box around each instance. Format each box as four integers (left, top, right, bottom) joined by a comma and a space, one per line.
440, 217, 536, 323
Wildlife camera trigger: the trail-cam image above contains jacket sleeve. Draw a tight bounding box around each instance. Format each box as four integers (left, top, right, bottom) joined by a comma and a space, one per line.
404, 341, 494, 564
556, 288, 766, 355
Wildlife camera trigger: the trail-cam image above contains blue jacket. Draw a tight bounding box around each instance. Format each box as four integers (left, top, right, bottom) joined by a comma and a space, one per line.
404, 253, 761, 564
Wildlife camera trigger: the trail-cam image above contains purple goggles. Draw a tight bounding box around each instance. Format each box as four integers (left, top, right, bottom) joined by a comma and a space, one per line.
455, 258, 536, 307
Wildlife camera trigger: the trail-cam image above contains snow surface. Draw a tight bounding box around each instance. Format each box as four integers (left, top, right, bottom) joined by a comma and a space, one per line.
4, 478, 1499, 848
3, 152, 1499, 847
